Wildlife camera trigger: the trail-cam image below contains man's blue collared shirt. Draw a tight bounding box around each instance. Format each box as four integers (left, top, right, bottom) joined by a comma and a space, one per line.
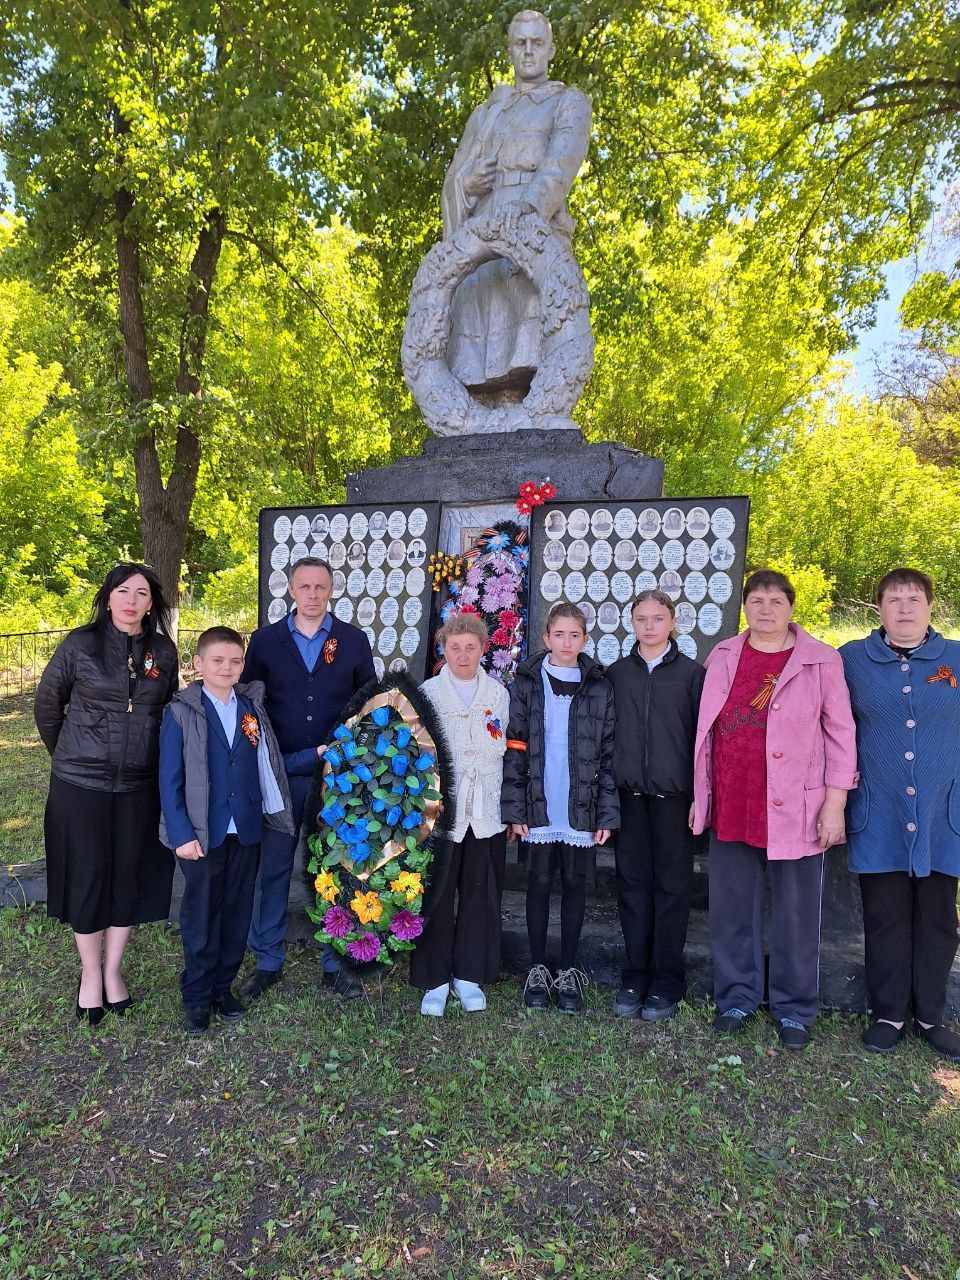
287, 610, 332, 674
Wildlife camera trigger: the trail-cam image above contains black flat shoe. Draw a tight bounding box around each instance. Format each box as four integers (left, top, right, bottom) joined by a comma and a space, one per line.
914, 1021, 960, 1063
238, 967, 283, 1001
613, 987, 643, 1018
214, 991, 246, 1020
778, 1018, 811, 1051
183, 1005, 211, 1035
861, 1020, 905, 1054
322, 969, 364, 1000
714, 1008, 750, 1035
642, 995, 680, 1023
76, 978, 105, 1027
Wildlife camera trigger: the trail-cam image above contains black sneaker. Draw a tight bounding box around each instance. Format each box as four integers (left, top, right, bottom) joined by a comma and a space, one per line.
642, 995, 679, 1023
238, 967, 282, 1001
213, 991, 246, 1021
914, 1021, 960, 1063
523, 965, 553, 1009
778, 1018, 810, 1051
554, 967, 587, 1015
861, 1020, 905, 1054
322, 969, 364, 1000
714, 1007, 750, 1035
613, 986, 644, 1018
183, 1005, 211, 1036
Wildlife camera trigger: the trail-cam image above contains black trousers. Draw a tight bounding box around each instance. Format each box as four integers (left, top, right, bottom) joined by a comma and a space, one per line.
178, 835, 261, 1006
525, 840, 589, 970
859, 870, 960, 1025
709, 833, 825, 1024
410, 829, 506, 990
615, 790, 694, 1000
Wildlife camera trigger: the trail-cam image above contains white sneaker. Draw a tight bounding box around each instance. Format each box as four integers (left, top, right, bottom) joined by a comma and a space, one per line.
452, 978, 486, 1012
419, 983, 449, 1016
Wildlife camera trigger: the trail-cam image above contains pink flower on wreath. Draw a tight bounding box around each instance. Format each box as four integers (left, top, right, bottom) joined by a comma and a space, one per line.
498, 608, 520, 630
347, 932, 382, 963
458, 604, 481, 617
390, 910, 424, 942
322, 904, 354, 938
491, 627, 512, 647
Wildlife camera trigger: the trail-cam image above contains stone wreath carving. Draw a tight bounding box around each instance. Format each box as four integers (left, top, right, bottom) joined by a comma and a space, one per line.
401, 211, 595, 437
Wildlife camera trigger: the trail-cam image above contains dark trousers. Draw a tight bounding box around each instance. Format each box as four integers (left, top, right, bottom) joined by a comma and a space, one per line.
178, 835, 261, 1006
859, 870, 960, 1025
410, 829, 506, 990
615, 790, 694, 1000
708, 833, 825, 1024
248, 772, 340, 974
525, 840, 589, 970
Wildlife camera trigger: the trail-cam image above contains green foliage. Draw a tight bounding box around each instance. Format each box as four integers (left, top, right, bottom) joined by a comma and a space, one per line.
750, 398, 960, 603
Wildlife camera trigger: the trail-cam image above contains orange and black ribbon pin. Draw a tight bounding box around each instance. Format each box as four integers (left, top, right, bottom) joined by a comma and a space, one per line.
927, 665, 958, 689
749, 674, 779, 710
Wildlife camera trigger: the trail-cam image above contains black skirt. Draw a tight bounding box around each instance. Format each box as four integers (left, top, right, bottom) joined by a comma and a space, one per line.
44, 773, 174, 933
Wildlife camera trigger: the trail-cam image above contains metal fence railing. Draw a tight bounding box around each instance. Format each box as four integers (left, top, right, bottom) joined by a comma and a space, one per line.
0, 628, 250, 699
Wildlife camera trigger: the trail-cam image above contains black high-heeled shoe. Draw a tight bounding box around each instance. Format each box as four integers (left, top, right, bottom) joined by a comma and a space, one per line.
76, 977, 105, 1027
103, 970, 133, 1017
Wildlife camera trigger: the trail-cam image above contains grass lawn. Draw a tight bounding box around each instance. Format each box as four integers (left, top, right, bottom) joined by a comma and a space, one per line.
1, 915, 959, 1280
1, 699, 959, 1279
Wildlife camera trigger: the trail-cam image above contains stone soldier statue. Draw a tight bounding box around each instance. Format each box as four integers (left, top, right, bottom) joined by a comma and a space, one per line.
441, 10, 592, 397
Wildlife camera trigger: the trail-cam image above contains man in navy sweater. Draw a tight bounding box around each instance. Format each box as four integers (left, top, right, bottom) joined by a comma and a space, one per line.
239, 556, 376, 1000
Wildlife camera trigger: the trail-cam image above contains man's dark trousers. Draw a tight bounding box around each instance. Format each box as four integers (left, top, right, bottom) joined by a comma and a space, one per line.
179, 835, 261, 1006
246, 773, 344, 973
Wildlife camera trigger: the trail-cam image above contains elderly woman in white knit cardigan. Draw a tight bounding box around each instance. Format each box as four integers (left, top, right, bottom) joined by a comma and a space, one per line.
411, 613, 510, 1016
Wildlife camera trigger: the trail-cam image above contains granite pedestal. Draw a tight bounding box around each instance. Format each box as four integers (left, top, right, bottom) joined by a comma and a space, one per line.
347, 429, 664, 505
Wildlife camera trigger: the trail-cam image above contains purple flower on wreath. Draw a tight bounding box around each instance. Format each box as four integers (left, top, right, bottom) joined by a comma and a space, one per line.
322, 905, 354, 938
492, 648, 513, 671
458, 586, 479, 607
347, 932, 382, 963
465, 565, 482, 588
390, 910, 424, 941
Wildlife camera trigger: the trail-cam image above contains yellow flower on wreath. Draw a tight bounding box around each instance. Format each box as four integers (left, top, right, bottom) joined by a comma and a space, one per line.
314, 869, 340, 904
351, 890, 383, 925
390, 870, 424, 902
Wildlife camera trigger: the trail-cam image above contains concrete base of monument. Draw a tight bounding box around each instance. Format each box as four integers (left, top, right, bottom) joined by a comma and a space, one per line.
346, 429, 664, 505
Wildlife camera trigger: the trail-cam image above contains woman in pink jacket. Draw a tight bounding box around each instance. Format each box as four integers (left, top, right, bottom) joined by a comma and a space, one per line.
691, 570, 858, 1051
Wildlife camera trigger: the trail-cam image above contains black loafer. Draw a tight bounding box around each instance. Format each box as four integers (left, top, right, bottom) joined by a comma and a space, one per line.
183, 1005, 211, 1036
238, 967, 283, 1001
778, 1019, 810, 1051
642, 995, 679, 1023
914, 1021, 960, 1063
714, 1008, 750, 1035
322, 969, 364, 1000
213, 991, 246, 1021
861, 1020, 905, 1054
613, 987, 643, 1018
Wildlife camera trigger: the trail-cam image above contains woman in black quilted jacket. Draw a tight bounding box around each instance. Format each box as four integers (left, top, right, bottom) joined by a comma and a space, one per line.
34, 563, 178, 1023
501, 602, 619, 1013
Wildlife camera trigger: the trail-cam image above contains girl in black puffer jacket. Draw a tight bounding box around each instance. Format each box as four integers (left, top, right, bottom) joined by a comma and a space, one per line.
501, 602, 619, 1013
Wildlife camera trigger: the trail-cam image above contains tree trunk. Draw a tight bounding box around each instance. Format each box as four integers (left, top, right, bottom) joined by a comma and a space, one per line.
132, 209, 225, 632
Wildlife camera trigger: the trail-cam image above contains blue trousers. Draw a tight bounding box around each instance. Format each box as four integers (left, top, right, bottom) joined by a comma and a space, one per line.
178, 835, 260, 1006
247, 772, 341, 974
708, 833, 825, 1024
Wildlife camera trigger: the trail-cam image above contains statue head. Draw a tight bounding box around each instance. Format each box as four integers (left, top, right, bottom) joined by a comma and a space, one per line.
508, 10, 554, 86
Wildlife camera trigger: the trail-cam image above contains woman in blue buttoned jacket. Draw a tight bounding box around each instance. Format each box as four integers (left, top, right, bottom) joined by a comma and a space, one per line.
841, 567, 960, 1063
